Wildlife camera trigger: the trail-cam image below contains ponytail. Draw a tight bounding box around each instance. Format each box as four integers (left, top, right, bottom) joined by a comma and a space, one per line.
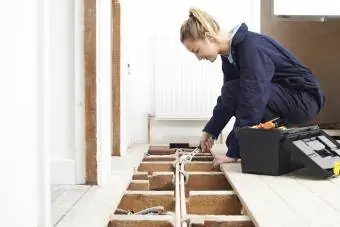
180, 7, 220, 42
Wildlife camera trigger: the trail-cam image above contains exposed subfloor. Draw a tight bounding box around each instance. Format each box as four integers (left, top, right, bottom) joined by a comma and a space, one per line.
52, 129, 340, 226
109, 145, 255, 227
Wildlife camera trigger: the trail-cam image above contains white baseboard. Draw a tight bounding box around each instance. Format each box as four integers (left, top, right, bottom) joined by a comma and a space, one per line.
51, 158, 76, 184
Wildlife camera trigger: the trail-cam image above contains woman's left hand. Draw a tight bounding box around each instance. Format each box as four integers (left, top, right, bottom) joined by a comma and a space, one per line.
212, 155, 238, 168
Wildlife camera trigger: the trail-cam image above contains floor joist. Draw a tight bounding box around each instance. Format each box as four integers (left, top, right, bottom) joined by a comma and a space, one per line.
110, 145, 256, 227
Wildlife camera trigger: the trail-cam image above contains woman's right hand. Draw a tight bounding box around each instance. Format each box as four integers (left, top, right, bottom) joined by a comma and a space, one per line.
200, 131, 214, 152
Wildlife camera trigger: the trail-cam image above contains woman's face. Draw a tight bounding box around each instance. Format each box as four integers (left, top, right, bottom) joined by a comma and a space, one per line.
182, 37, 219, 62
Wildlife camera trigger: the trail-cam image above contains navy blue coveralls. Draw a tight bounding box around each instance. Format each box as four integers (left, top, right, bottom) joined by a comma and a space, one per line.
203, 23, 326, 158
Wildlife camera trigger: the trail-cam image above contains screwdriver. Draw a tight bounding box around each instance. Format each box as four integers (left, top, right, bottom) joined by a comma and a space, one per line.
252, 117, 280, 129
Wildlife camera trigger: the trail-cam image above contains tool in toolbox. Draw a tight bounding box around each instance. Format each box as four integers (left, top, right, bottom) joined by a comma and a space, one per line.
236, 124, 340, 178
251, 117, 281, 129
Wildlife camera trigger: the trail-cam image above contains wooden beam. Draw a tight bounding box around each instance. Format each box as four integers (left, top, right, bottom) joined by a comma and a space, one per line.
116, 191, 175, 212
84, 0, 97, 185
186, 172, 232, 191
109, 215, 174, 227
128, 180, 150, 191
112, 0, 121, 156
184, 162, 221, 172
137, 162, 175, 174
186, 191, 242, 215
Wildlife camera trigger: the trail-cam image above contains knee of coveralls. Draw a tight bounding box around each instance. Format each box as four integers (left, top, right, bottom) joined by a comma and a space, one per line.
224, 84, 321, 157
265, 84, 321, 126
224, 83, 282, 157
225, 105, 278, 144
287, 91, 321, 125
224, 79, 277, 155
224, 81, 279, 144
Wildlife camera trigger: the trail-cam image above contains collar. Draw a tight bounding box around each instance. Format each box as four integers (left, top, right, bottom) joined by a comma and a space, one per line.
223, 23, 248, 64
227, 25, 241, 64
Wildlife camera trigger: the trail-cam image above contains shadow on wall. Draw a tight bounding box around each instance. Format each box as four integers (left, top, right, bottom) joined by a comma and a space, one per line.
261, 0, 340, 124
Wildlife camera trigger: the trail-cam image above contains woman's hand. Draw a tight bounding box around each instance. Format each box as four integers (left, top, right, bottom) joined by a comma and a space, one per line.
200, 131, 214, 153
212, 155, 238, 168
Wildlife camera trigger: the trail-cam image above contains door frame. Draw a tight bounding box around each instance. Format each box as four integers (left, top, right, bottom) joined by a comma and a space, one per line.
112, 0, 121, 156
84, 0, 98, 184
84, 0, 121, 185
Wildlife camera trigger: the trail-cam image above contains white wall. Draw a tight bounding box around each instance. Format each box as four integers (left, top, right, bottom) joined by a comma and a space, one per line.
121, 0, 260, 147
96, 0, 113, 185
0, 0, 50, 225
50, 0, 75, 160
50, 0, 86, 184
49, 0, 111, 185
120, 0, 152, 149
150, 117, 236, 145
74, 0, 86, 185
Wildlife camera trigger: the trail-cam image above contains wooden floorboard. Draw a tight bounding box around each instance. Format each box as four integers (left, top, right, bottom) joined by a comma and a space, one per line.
288, 168, 340, 213
219, 163, 307, 227
330, 176, 340, 188
211, 144, 340, 227
260, 173, 340, 227
51, 185, 91, 226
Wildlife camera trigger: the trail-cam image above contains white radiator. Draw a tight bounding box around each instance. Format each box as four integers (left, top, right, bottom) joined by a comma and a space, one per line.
152, 35, 223, 120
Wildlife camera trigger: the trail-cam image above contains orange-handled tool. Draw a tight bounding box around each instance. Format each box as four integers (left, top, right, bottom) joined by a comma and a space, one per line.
252, 117, 280, 129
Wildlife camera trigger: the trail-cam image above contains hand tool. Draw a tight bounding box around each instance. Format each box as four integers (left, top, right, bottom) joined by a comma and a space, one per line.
178, 144, 202, 164
252, 117, 280, 129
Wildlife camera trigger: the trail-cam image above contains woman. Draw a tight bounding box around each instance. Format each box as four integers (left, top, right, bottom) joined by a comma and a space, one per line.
180, 7, 326, 166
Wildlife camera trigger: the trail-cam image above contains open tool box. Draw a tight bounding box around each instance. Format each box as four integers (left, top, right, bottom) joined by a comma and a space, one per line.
236, 125, 340, 178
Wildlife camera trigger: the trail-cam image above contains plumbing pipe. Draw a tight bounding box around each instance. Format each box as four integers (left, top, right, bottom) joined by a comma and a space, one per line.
175, 151, 181, 227
134, 206, 165, 215
180, 164, 188, 227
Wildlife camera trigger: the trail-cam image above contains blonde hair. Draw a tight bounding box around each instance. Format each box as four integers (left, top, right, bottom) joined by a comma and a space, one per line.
180, 7, 220, 42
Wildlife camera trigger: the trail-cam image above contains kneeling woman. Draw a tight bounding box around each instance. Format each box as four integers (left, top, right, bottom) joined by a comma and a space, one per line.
180, 7, 326, 165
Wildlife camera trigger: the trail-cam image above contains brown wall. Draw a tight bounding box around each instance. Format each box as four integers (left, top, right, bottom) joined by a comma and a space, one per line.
261, 0, 340, 123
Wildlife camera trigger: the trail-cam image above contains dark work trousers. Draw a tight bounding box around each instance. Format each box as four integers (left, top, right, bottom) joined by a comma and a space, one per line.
223, 79, 321, 157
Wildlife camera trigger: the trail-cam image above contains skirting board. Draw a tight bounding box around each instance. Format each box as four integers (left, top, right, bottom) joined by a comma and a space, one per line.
51, 158, 76, 184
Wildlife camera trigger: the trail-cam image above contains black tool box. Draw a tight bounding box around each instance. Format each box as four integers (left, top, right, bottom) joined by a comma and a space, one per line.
236, 125, 340, 178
